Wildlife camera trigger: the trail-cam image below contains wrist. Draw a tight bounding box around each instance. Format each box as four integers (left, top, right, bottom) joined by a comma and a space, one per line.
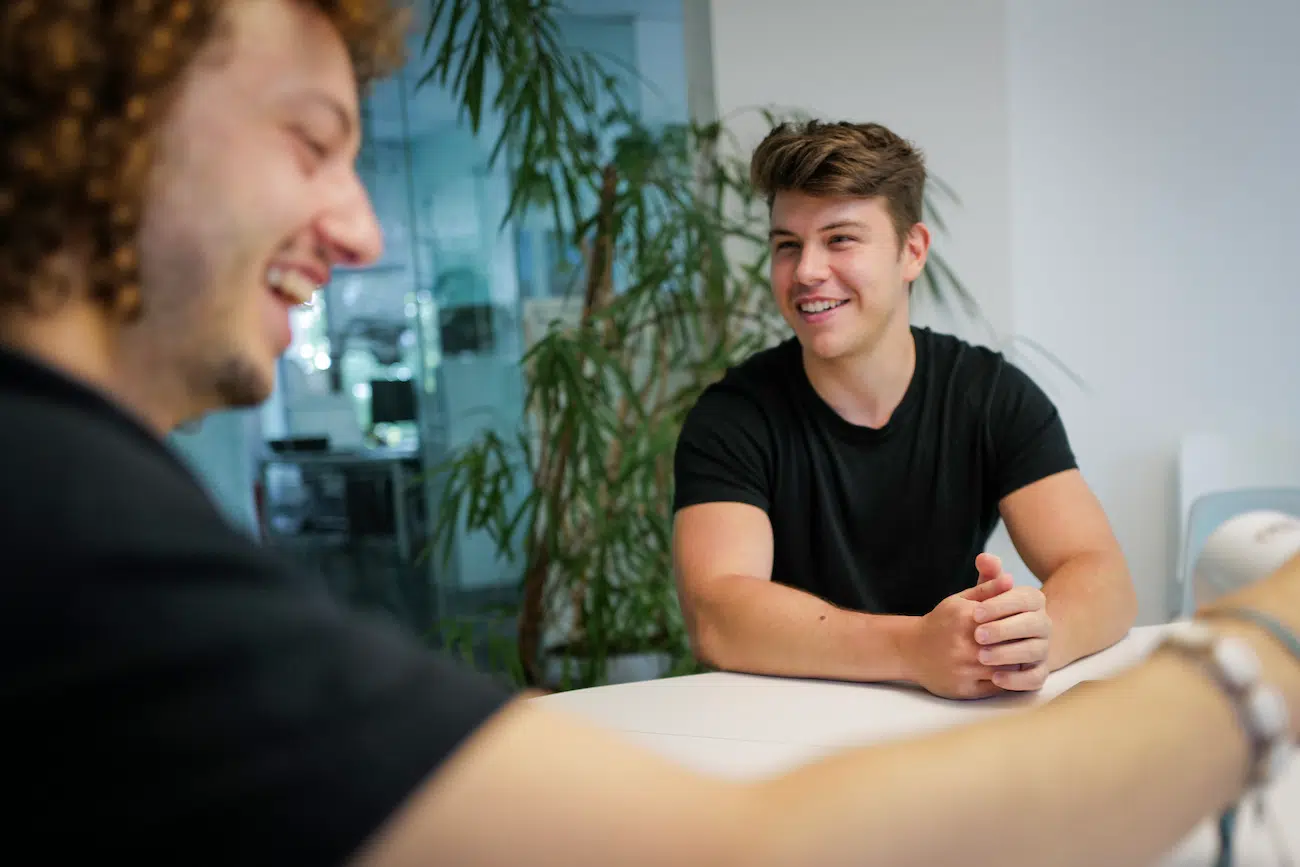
884, 615, 923, 684
1199, 618, 1300, 742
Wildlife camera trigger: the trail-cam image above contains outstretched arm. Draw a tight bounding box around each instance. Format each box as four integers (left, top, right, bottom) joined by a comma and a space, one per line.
354, 556, 1300, 867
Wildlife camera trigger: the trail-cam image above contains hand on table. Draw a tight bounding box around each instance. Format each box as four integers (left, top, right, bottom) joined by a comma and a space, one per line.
971, 553, 1053, 692
906, 569, 1016, 700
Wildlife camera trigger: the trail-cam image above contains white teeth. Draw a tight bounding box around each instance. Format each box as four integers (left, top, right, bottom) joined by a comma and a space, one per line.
267, 266, 318, 306
798, 299, 845, 314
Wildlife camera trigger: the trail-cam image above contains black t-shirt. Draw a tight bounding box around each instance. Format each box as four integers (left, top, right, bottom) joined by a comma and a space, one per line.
673, 326, 1077, 617
0, 347, 511, 862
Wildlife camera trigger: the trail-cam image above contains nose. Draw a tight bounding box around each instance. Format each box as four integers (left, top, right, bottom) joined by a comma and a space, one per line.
794, 244, 830, 286
316, 171, 383, 268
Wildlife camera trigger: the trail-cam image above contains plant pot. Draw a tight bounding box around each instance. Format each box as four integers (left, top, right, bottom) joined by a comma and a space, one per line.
543, 649, 673, 688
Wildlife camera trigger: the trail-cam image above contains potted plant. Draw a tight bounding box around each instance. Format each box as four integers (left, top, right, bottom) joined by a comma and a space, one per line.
418, 0, 978, 689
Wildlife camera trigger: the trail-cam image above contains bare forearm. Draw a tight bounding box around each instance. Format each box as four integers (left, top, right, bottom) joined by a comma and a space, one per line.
1042, 550, 1138, 670
686, 573, 914, 682
754, 620, 1300, 867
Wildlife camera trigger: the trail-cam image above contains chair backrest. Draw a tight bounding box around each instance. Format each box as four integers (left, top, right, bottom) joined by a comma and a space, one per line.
1173, 431, 1300, 618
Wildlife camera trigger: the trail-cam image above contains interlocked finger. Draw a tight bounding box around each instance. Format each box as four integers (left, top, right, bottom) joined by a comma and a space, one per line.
991, 662, 1049, 692
975, 610, 1051, 646
978, 637, 1049, 667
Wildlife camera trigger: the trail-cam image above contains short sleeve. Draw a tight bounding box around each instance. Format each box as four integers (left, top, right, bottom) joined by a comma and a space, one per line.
10, 550, 513, 863
986, 359, 1079, 500
673, 383, 774, 513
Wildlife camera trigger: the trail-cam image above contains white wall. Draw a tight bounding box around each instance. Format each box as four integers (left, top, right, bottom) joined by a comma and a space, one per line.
705, 0, 1300, 623
706, 0, 1014, 340
1008, 0, 1300, 621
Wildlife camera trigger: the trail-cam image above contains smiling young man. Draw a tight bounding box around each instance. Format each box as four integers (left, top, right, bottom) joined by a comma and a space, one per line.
672, 121, 1139, 698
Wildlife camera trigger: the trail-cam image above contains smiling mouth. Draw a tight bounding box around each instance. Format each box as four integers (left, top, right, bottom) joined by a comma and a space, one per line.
797, 299, 849, 315
266, 266, 318, 306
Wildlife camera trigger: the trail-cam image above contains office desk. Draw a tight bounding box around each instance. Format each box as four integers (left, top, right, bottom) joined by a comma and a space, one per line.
257, 447, 422, 560
538, 625, 1299, 865
257, 447, 437, 631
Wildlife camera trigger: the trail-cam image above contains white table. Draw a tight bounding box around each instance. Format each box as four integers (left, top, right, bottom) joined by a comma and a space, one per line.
537, 625, 1299, 866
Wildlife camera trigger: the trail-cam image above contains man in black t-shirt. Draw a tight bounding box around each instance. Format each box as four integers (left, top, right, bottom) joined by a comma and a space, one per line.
672, 121, 1138, 699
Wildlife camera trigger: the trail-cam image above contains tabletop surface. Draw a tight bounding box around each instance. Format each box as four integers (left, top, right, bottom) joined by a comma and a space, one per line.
537, 624, 1299, 866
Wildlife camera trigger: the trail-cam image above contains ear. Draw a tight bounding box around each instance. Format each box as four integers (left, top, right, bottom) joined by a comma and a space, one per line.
900, 221, 931, 283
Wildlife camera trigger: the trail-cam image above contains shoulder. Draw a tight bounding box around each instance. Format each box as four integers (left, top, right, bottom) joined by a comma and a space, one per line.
677, 338, 803, 456
915, 327, 1048, 413
917, 326, 1005, 383
0, 387, 228, 563
685, 338, 800, 422
672, 340, 797, 510
0, 389, 513, 861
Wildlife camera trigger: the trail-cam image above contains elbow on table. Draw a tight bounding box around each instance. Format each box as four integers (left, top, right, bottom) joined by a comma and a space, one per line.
680, 595, 739, 671
1117, 576, 1140, 632
1104, 553, 1140, 636
1073, 550, 1140, 650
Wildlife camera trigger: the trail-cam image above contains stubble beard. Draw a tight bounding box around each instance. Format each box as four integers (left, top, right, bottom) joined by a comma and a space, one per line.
136, 243, 275, 426
210, 350, 274, 410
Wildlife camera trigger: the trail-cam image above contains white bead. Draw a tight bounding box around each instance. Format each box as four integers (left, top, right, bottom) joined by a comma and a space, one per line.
1167, 620, 1215, 650
1245, 685, 1290, 741
1213, 636, 1261, 690
1164, 622, 1292, 791
1194, 511, 1300, 607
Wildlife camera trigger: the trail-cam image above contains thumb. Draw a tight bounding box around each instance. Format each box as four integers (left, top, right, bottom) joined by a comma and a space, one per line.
961, 571, 1013, 602
975, 552, 1003, 584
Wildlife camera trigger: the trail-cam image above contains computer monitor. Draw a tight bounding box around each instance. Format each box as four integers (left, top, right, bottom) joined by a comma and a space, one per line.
369, 378, 417, 425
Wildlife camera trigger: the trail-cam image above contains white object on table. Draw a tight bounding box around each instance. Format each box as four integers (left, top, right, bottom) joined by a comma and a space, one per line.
536, 624, 1298, 866
1173, 431, 1300, 619
1195, 510, 1300, 608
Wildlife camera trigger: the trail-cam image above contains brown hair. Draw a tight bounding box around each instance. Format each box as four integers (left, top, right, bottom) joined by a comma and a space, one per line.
749, 120, 926, 249
0, 0, 406, 319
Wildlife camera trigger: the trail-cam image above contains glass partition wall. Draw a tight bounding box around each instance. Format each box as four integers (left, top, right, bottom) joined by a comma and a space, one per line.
259, 1, 689, 644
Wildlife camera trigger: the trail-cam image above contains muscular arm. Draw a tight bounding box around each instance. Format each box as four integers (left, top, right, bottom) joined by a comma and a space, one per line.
354, 557, 1300, 867
672, 501, 916, 682
1000, 469, 1138, 670
984, 360, 1136, 671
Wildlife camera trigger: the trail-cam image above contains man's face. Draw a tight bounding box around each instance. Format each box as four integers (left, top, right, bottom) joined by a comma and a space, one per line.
132, 0, 382, 421
768, 191, 926, 363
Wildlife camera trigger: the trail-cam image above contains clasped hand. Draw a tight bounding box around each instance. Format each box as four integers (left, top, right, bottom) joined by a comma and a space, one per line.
908, 553, 1052, 699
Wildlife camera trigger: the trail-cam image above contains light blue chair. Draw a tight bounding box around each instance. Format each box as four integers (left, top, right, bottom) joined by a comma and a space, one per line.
1173, 432, 1300, 619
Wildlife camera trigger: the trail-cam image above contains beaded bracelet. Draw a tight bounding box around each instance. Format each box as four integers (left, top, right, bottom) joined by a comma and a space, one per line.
1157, 621, 1292, 786
1157, 616, 1297, 867
1195, 607, 1300, 867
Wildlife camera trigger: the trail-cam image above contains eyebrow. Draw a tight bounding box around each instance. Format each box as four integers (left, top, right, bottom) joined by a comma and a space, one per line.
768, 220, 869, 239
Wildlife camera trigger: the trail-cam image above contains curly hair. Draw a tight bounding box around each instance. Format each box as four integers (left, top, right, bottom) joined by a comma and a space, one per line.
0, 0, 406, 318
750, 120, 927, 251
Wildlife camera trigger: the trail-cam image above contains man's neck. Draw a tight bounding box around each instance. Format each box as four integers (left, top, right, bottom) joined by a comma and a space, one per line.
0, 309, 182, 435
802, 320, 917, 429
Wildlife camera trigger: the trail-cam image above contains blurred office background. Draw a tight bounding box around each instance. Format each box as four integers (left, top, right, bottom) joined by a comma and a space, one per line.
177, 0, 696, 678
173, 0, 1300, 688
